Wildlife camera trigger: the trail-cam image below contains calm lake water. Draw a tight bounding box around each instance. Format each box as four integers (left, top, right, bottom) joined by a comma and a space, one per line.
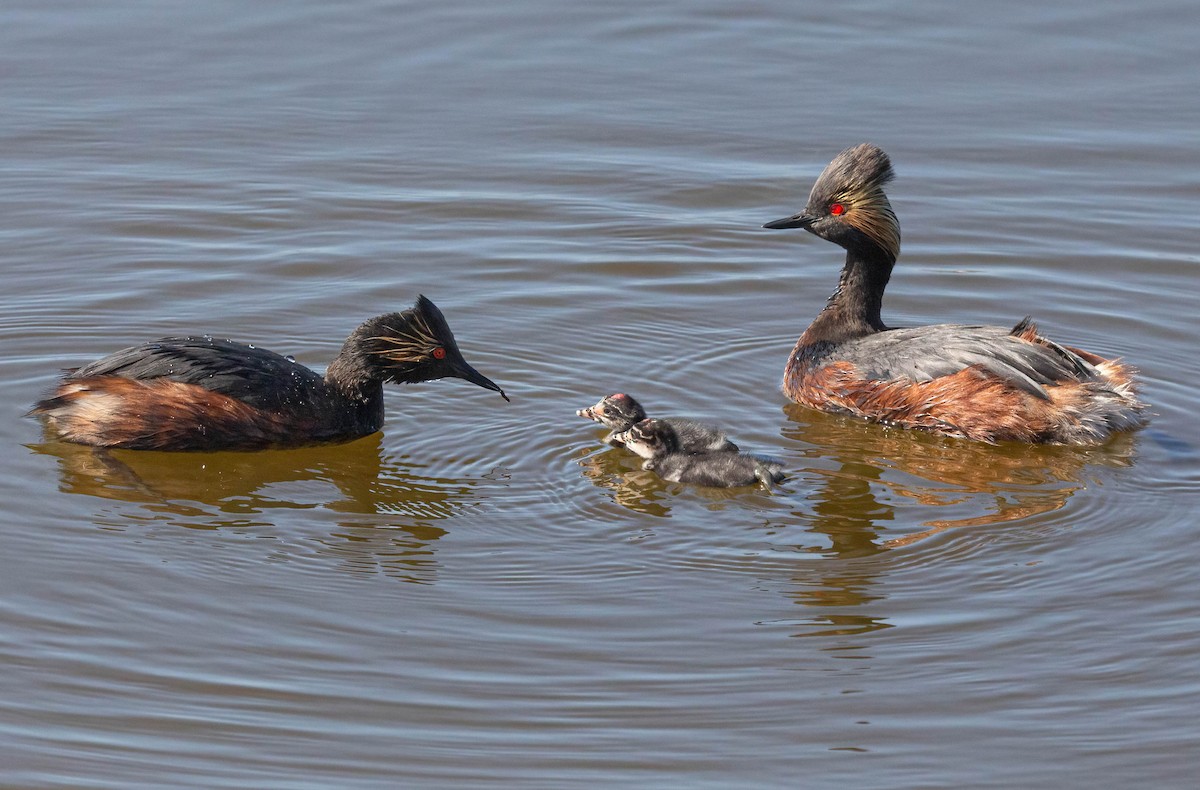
3, 0, 1199, 787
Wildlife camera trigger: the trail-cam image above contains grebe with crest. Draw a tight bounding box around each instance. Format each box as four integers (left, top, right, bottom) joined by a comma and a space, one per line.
763, 143, 1143, 444
31, 295, 508, 451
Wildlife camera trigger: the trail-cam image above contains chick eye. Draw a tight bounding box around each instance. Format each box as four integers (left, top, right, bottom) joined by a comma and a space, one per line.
829, 202, 846, 216
432, 347, 446, 360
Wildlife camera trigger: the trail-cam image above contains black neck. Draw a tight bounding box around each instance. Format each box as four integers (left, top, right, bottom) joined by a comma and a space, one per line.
320, 355, 387, 438
802, 245, 895, 345
324, 350, 385, 403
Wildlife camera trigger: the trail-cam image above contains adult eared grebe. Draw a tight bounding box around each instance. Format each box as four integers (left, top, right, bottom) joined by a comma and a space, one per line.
623, 419, 786, 489
763, 143, 1144, 444
31, 295, 508, 451
576, 392, 737, 453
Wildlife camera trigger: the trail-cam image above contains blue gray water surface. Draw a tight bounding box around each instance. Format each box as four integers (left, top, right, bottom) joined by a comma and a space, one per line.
2, 1, 1199, 787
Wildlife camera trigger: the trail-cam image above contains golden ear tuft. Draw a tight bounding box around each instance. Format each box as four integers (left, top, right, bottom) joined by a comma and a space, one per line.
365, 308, 443, 364
811, 144, 900, 258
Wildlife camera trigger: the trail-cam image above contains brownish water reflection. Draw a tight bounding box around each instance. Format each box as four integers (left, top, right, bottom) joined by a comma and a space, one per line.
575, 444, 673, 518
771, 571, 893, 640
782, 403, 1139, 552
759, 407, 1139, 640
24, 432, 492, 582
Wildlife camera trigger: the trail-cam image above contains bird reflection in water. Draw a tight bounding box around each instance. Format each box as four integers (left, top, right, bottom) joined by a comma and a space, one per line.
782, 402, 1139, 553
757, 407, 1137, 641
26, 432, 497, 583
574, 444, 673, 518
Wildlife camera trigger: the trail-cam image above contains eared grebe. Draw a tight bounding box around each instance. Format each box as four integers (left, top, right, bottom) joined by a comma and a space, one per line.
623, 419, 786, 489
576, 392, 737, 452
31, 295, 508, 451
763, 143, 1144, 444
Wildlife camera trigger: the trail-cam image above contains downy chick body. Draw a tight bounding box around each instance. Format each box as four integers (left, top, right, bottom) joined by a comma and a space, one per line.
623, 419, 785, 489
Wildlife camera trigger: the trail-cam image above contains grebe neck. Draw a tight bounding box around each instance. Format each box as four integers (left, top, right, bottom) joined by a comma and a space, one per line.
801, 245, 895, 346
324, 349, 385, 403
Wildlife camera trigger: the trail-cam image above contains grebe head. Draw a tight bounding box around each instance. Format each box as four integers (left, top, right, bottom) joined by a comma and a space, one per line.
622, 418, 682, 460
345, 295, 508, 399
763, 143, 901, 260
576, 392, 647, 430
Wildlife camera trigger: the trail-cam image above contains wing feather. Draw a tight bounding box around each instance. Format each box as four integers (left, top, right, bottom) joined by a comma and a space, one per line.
835, 323, 1102, 399
69, 337, 325, 411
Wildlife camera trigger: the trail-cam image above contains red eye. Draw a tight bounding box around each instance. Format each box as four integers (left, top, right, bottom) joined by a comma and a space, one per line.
829, 202, 846, 216
432, 347, 446, 360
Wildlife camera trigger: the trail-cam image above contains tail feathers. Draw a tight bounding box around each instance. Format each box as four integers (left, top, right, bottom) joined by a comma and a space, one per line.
29, 393, 72, 417
1011, 317, 1101, 381
1009, 316, 1039, 341
754, 458, 788, 489
29, 380, 93, 418
1055, 380, 1147, 443
30, 380, 150, 447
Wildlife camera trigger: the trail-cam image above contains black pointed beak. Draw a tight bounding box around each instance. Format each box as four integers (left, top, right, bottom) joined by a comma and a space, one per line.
763, 213, 816, 230
452, 359, 510, 402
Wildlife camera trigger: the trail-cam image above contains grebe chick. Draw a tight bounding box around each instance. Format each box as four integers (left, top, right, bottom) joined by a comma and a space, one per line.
624, 419, 786, 489
576, 392, 737, 452
763, 143, 1144, 444
31, 295, 508, 451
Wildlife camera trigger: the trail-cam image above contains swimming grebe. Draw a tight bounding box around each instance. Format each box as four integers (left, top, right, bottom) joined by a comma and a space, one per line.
576, 392, 738, 452
763, 143, 1144, 444
623, 419, 786, 489
31, 295, 508, 451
